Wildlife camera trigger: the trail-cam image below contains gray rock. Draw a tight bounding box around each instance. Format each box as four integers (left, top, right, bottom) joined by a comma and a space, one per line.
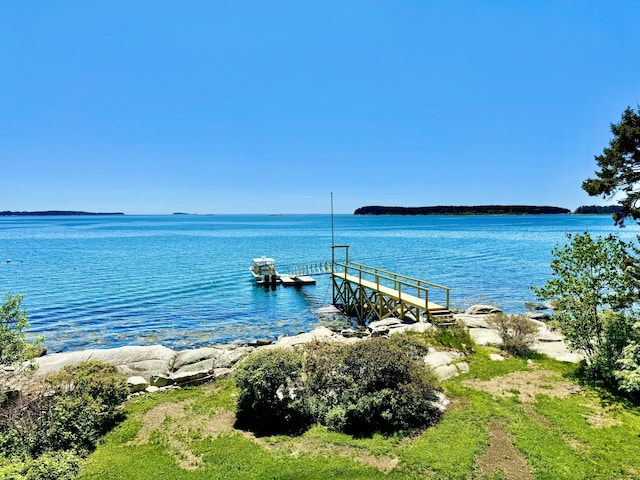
525, 311, 552, 321
127, 376, 149, 393
455, 362, 470, 374
171, 370, 212, 386
215, 347, 254, 368
465, 304, 502, 315
173, 347, 224, 370
434, 364, 459, 381
150, 375, 174, 387
35, 345, 177, 381
368, 318, 403, 330
524, 301, 548, 311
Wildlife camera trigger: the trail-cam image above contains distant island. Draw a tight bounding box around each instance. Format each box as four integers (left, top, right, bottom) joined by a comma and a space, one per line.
573, 205, 623, 214
0, 211, 124, 216
354, 205, 571, 215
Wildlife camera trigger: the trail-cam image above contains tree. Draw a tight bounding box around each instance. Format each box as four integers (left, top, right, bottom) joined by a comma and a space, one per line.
0, 293, 31, 367
532, 233, 636, 366
583, 105, 640, 226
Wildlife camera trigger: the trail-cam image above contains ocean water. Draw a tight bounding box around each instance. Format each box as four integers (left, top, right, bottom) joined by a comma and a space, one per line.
1, 214, 637, 353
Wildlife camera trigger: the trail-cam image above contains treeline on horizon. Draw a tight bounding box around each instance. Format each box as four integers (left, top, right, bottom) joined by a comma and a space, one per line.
0, 210, 124, 216
354, 205, 572, 215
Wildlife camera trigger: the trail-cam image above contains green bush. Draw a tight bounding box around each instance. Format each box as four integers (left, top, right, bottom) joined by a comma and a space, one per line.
0, 360, 128, 459
234, 348, 310, 434
487, 313, 538, 357
0, 451, 80, 480
323, 337, 442, 435
234, 336, 444, 437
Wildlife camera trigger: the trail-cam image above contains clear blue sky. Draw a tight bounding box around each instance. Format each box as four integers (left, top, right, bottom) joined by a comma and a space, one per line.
1, 1, 638, 214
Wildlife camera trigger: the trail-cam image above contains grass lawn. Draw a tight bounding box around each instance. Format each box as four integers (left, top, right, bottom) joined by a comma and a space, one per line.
79, 346, 640, 480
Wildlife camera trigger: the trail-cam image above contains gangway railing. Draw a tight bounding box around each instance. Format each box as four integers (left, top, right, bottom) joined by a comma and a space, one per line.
333, 261, 450, 309
288, 261, 332, 277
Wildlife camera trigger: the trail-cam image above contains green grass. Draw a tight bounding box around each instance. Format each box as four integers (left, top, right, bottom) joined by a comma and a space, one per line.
79, 344, 640, 480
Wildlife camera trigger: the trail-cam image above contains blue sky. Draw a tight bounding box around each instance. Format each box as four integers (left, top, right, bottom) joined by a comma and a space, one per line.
1, 1, 639, 214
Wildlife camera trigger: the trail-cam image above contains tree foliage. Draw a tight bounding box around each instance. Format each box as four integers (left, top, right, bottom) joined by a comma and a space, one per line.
533, 233, 636, 364
583, 105, 640, 226
0, 293, 35, 367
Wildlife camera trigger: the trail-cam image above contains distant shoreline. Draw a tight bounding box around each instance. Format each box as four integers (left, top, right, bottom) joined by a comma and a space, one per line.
354, 205, 571, 215
0, 211, 125, 216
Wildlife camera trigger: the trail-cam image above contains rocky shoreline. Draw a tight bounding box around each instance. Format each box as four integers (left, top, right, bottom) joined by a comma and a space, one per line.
13, 304, 581, 397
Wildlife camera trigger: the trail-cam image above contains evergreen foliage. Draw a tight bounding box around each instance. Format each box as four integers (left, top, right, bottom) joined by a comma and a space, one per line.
582, 105, 640, 226
354, 205, 570, 215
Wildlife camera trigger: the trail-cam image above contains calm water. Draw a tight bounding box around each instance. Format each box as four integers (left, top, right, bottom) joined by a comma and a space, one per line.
1, 214, 637, 353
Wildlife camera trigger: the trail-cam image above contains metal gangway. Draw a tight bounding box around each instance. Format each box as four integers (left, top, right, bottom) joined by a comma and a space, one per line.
288, 261, 332, 277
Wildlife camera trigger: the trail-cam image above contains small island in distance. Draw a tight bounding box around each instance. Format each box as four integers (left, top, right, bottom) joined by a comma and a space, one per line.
354, 205, 571, 215
0, 211, 124, 216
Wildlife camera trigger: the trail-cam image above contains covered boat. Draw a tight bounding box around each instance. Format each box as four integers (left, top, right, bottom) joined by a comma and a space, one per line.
249, 256, 280, 284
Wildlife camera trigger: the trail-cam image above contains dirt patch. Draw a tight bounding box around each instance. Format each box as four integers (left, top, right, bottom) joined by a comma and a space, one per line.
462, 369, 582, 403
475, 420, 533, 480
131, 400, 237, 471
258, 437, 399, 473
583, 402, 623, 428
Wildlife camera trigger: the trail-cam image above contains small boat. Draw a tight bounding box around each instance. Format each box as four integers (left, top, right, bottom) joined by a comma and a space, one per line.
249, 256, 280, 284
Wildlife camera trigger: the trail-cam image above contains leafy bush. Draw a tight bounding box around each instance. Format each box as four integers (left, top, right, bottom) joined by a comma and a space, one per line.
0, 451, 80, 480
234, 348, 310, 434
234, 335, 444, 436
0, 360, 128, 458
322, 337, 442, 435
0, 293, 31, 367
614, 321, 640, 395
487, 313, 538, 357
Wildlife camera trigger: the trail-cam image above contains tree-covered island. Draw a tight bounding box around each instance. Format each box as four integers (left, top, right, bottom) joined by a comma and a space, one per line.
354, 205, 571, 215
0, 211, 124, 216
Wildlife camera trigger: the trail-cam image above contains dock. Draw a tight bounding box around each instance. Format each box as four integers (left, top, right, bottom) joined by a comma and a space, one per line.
256, 274, 316, 286
331, 258, 453, 325
280, 274, 316, 286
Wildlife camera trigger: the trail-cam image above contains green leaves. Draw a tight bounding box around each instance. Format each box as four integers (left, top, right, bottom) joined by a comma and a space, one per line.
533, 233, 634, 362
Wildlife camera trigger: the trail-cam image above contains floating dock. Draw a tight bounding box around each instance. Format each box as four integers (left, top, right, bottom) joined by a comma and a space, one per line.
280, 274, 316, 286
256, 274, 316, 286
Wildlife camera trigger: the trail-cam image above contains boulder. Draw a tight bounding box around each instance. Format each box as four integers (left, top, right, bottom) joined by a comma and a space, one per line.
368, 318, 403, 330
35, 345, 177, 381
127, 376, 149, 393
465, 304, 502, 315
524, 301, 548, 311
173, 347, 224, 370
525, 311, 552, 321
455, 362, 470, 374
214, 347, 254, 368
434, 364, 459, 381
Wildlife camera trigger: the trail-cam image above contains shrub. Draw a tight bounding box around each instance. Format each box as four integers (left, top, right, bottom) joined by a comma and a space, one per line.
0, 360, 128, 458
234, 348, 310, 434
487, 313, 538, 357
0, 451, 80, 480
0, 293, 31, 367
614, 321, 640, 395
234, 336, 444, 437
322, 337, 442, 435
